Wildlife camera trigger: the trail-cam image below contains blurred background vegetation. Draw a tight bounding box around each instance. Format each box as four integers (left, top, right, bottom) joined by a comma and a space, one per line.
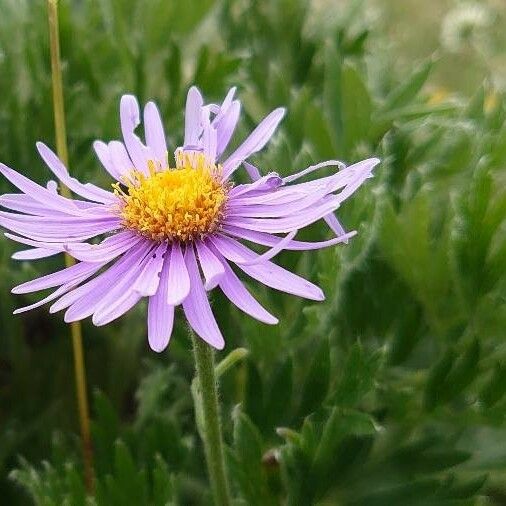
0, 0, 505, 504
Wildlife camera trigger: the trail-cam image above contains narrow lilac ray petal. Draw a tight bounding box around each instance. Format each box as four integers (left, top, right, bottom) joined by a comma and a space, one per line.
283, 159, 346, 184
324, 213, 348, 244
182, 245, 225, 350
109, 141, 135, 182
120, 95, 151, 175
36, 142, 116, 204
184, 86, 204, 147
13, 263, 100, 314
14, 283, 75, 314
0, 193, 96, 216
51, 242, 150, 313
94, 292, 142, 326
147, 256, 175, 352
215, 100, 241, 158
0, 210, 115, 225
216, 255, 278, 325
12, 261, 104, 294
5, 232, 65, 251
212, 87, 236, 124
229, 173, 283, 198
222, 107, 285, 179
0, 162, 86, 216
234, 230, 298, 266
166, 242, 190, 305
92, 245, 156, 324
133, 242, 168, 296
64, 231, 141, 262
227, 184, 332, 219
144, 102, 168, 168
202, 124, 218, 163
243, 161, 261, 181
93, 140, 124, 181
12, 247, 62, 260
0, 220, 121, 244
209, 235, 324, 301
62, 242, 151, 322
196, 240, 225, 290
222, 224, 357, 251
225, 196, 341, 233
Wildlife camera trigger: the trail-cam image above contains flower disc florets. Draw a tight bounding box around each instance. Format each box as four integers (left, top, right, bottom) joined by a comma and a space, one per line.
114, 151, 229, 242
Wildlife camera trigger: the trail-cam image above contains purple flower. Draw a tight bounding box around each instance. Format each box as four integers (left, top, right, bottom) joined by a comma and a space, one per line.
0, 87, 379, 352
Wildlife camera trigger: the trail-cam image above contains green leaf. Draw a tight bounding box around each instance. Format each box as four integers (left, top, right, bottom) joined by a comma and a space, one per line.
341, 63, 372, 153
323, 41, 343, 153
384, 58, 435, 110
299, 339, 330, 416
331, 343, 384, 407
424, 347, 456, 410
480, 363, 506, 408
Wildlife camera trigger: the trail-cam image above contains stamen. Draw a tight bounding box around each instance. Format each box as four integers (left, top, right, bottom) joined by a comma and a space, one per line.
114, 152, 228, 242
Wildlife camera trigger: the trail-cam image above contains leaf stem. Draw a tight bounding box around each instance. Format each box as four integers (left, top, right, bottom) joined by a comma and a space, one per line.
47, 0, 94, 492
191, 332, 231, 506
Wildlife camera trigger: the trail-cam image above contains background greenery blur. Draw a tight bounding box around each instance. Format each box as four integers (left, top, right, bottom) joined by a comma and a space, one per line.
0, 0, 505, 504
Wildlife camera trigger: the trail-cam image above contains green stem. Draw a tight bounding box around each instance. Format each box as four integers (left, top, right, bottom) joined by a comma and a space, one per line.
191, 332, 231, 506
47, 0, 94, 492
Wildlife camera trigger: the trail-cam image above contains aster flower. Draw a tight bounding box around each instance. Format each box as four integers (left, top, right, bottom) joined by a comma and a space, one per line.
0, 87, 379, 352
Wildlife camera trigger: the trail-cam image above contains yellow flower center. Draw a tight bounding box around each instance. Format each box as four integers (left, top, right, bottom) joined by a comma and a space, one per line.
113, 152, 229, 242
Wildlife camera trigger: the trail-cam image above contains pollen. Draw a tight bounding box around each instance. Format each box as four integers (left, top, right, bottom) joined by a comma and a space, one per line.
113, 151, 229, 242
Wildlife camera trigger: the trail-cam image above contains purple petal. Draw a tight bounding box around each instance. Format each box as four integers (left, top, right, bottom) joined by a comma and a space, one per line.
243, 161, 261, 181
93, 140, 125, 181
283, 159, 346, 184
182, 245, 225, 350
64, 231, 142, 262
227, 184, 332, 218
133, 241, 168, 296
5, 232, 65, 251
196, 240, 225, 290
12, 261, 104, 294
184, 87, 204, 147
61, 242, 151, 322
229, 173, 283, 199
215, 254, 278, 325
36, 142, 116, 204
202, 124, 218, 163
12, 247, 62, 260
147, 256, 175, 352
120, 95, 151, 175
212, 87, 236, 123
13, 266, 96, 314
222, 107, 285, 179
91, 245, 155, 326
109, 141, 135, 182
93, 292, 142, 326
324, 213, 348, 244
225, 195, 341, 233
215, 100, 241, 158
209, 235, 324, 301
166, 242, 190, 305
0, 193, 93, 216
144, 102, 168, 168
235, 230, 298, 265
0, 162, 84, 216
222, 224, 357, 251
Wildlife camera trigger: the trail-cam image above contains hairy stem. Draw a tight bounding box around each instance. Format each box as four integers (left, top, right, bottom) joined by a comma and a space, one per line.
191, 332, 231, 506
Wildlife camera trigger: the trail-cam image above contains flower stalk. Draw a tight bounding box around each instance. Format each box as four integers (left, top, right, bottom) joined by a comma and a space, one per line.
191, 331, 231, 506
47, 0, 94, 491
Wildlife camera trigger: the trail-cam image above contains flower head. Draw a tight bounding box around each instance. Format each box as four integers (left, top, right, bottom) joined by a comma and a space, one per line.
0, 87, 379, 352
